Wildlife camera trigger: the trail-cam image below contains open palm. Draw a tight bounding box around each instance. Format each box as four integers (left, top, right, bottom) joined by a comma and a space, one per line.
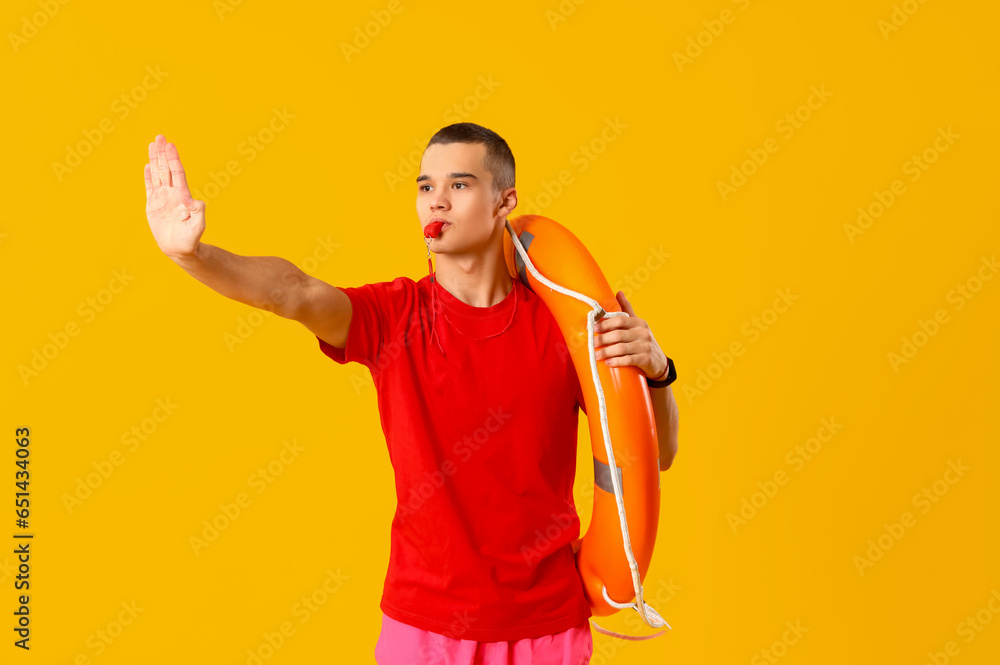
144, 134, 205, 259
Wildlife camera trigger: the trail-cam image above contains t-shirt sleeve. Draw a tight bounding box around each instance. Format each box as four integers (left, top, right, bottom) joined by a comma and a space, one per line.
316, 282, 392, 369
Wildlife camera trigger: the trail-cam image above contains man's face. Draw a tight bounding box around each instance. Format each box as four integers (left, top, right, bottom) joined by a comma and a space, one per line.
416, 141, 514, 256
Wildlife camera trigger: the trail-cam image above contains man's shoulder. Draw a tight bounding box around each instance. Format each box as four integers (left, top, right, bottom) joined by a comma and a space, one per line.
385, 275, 428, 301
347, 274, 424, 296
351, 275, 427, 319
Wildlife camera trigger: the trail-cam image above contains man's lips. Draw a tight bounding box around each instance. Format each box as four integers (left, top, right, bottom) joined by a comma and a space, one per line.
423, 221, 451, 238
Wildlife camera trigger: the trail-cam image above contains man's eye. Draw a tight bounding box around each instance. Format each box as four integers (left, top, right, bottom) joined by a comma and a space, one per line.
454, 182, 467, 189
419, 185, 430, 192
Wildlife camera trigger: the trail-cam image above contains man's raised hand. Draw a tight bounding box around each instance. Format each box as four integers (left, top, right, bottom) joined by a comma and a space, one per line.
144, 134, 206, 261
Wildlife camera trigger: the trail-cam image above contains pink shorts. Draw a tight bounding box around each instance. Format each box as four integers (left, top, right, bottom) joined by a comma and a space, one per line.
374, 612, 594, 665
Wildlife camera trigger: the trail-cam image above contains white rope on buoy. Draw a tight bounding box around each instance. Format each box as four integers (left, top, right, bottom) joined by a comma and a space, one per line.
505, 220, 670, 639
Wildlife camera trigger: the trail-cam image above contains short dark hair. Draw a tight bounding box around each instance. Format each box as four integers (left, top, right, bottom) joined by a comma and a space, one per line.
425, 122, 515, 194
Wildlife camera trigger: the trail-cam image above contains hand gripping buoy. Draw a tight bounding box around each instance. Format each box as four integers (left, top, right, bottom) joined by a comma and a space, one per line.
502, 214, 671, 639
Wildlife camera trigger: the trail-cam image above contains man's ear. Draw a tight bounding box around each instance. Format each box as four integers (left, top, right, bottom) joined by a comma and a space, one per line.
496, 188, 517, 216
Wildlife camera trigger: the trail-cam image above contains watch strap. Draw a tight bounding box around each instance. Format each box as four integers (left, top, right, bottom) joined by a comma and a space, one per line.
646, 357, 677, 388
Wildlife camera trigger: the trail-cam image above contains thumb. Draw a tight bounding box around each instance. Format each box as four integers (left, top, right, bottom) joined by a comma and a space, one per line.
616, 290, 636, 316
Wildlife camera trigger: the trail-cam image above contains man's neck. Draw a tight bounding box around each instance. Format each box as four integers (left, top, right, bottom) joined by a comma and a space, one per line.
435, 258, 513, 308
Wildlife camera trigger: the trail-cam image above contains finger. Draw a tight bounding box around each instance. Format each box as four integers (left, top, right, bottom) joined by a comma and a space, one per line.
165, 142, 191, 202
595, 328, 635, 348
616, 291, 637, 316
598, 341, 640, 360
605, 351, 642, 368
156, 134, 171, 188
148, 140, 161, 189
597, 314, 636, 333
144, 163, 153, 202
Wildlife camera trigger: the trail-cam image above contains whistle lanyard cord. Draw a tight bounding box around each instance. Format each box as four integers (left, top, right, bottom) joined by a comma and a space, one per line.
505, 222, 671, 638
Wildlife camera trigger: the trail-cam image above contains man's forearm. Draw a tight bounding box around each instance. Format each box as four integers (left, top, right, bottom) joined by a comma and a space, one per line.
650, 384, 679, 471
170, 242, 309, 319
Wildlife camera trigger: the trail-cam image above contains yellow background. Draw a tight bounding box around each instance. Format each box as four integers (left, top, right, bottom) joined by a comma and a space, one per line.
3, 0, 998, 663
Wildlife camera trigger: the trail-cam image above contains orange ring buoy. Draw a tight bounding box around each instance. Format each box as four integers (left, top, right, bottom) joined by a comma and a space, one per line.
502, 214, 665, 630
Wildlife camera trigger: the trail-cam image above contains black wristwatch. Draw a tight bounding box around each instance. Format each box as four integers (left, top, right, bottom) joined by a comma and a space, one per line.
646, 357, 677, 388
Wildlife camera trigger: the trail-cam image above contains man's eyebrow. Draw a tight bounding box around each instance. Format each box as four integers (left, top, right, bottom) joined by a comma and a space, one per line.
416, 172, 480, 183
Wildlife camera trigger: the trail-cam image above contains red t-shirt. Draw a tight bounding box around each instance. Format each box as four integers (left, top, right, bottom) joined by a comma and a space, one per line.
316, 272, 593, 641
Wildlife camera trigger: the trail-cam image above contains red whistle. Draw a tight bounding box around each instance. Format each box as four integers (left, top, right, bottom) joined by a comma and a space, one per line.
424, 221, 446, 238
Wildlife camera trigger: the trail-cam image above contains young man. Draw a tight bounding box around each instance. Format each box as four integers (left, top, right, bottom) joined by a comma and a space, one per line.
144, 123, 679, 664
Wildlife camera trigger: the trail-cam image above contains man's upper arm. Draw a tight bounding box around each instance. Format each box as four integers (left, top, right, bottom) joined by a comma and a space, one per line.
300, 277, 399, 368
296, 278, 353, 350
